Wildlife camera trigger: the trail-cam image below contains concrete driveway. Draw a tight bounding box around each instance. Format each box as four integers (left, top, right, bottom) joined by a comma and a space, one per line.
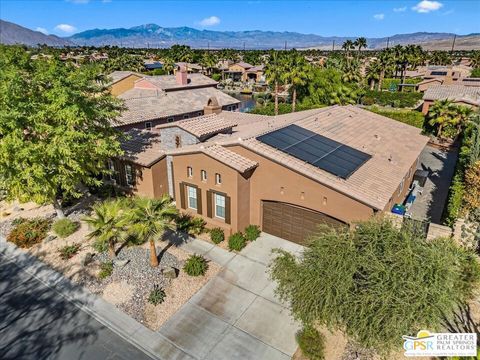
160, 233, 304, 360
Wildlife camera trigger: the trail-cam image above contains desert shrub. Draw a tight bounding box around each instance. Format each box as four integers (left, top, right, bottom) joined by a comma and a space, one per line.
183, 254, 209, 276
52, 218, 79, 238
176, 213, 206, 235
367, 106, 425, 129
244, 225, 261, 241
98, 260, 114, 279
148, 284, 166, 305
7, 217, 51, 248
209, 227, 225, 244
228, 232, 246, 251
363, 90, 423, 108
58, 243, 81, 260
296, 326, 326, 360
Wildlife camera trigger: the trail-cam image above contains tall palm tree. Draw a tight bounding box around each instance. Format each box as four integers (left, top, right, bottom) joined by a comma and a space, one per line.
265, 50, 284, 116
84, 199, 130, 259
342, 40, 355, 57
162, 57, 175, 75
282, 52, 310, 112
428, 99, 455, 137
366, 59, 381, 90
452, 105, 474, 135
355, 37, 367, 56
377, 48, 394, 91
341, 58, 361, 84
129, 196, 178, 267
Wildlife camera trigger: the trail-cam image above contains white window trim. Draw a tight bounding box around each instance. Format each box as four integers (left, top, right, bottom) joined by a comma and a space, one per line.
201, 170, 207, 182
215, 173, 222, 185
187, 166, 193, 178
187, 186, 197, 210
125, 164, 134, 187
214, 193, 226, 219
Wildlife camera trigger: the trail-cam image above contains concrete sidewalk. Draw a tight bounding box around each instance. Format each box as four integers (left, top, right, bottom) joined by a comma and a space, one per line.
160, 233, 304, 360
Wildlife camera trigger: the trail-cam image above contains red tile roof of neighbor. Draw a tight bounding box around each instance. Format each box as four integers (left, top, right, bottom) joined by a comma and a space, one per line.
156, 113, 236, 139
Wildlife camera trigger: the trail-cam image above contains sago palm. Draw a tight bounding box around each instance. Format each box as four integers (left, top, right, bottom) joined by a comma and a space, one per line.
84, 199, 130, 259
129, 196, 178, 267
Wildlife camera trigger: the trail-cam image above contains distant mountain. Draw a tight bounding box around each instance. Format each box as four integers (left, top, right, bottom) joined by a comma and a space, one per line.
68, 24, 480, 50
0, 20, 74, 47
1, 20, 479, 50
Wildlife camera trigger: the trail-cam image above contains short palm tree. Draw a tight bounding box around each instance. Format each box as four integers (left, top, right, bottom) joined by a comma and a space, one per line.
366, 59, 380, 90
428, 99, 455, 137
265, 50, 284, 116
84, 199, 130, 259
355, 37, 367, 56
129, 196, 178, 267
162, 57, 175, 75
452, 105, 474, 135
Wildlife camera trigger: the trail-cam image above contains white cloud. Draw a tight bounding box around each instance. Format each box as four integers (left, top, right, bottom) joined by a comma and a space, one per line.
198, 16, 220, 27
54, 24, 77, 33
35, 27, 49, 35
393, 6, 407, 12
373, 13, 385, 20
412, 0, 443, 13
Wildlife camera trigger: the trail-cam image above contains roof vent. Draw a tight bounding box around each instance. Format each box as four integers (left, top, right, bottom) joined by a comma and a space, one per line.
374, 134, 380, 140
388, 154, 393, 162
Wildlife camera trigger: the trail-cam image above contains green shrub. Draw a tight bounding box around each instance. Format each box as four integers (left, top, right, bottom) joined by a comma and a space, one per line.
176, 213, 206, 235
228, 232, 246, 251
52, 218, 79, 238
58, 243, 81, 260
244, 225, 261, 241
148, 284, 166, 305
381, 78, 422, 92
98, 260, 114, 279
445, 173, 465, 226
211, 73, 222, 81
367, 106, 425, 129
363, 90, 423, 108
470, 68, 480, 78
209, 227, 225, 244
296, 326, 326, 360
183, 254, 209, 276
7, 217, 51, 248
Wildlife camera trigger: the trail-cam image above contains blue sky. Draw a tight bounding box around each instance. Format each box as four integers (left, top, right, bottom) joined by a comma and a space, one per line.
1, 0, 479, 38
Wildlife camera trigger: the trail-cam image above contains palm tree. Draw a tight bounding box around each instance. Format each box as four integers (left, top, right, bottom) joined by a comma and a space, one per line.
265, 50, 285, 116
341, 58, 361, 84
470, 51, 480, 68
84, 199, 130, 259
428, 99, 455, 137
282, 51, 310, 112
162, 57, 175, 75
366, 59, 381, 90
129, 196, 178, 267
355, 37, 367, 56
452, 105, 474, 135
377, 48, 394, 91
342, 40, 355, 57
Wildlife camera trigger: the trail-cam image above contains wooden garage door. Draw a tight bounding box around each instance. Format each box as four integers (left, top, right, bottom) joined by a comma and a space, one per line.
262, 201, 346, 245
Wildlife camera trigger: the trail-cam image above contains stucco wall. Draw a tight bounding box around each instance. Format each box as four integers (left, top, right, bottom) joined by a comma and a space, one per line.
160, 128, 199, 150
111, 74, 143, 96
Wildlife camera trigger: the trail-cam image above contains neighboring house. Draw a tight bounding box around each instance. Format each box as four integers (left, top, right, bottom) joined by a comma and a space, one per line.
108, 68, 240, 130
422, 85, 480, 114
144, 60, 163, 70
174, 62, 205, 74
224, 62, 264, 82
110, 106, 428, 245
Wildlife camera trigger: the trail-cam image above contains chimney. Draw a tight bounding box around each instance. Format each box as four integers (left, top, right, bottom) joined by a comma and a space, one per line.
176, 65, 188, 86
444, 67, 454, 85
204, 97, 222, 115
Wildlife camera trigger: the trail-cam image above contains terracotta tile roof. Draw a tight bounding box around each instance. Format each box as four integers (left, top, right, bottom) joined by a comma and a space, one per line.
423, 85, 480, 106
119, 129, 165, 167
115, 87, 240, 126
203, 145, 258, 173
141, 73, 217, 91
235, 106, 428, 210
156, 113, 236, 139
108, 71, 143, 84
232, 61, 253, 69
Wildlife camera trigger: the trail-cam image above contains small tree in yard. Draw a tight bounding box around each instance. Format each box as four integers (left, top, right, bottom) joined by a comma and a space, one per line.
0, 45, 124, 218
84, 199, 130, 259
129, 196, 178, 267
270, 218, 480, 355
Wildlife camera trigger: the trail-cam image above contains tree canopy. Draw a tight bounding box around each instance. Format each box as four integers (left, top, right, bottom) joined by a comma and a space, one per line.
270, 218, 480, 354
0, 45, 124, 216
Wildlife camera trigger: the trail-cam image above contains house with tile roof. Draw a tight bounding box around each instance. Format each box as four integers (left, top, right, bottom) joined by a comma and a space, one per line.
108, 67, 240, 130
108, 106, 428, 244
422, 84, 480, 114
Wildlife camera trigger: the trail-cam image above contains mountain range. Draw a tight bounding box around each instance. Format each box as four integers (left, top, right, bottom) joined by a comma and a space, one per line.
1, 20, 479, 50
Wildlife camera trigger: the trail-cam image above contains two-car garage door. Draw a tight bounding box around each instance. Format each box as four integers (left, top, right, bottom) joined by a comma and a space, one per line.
262, 201, 346, 245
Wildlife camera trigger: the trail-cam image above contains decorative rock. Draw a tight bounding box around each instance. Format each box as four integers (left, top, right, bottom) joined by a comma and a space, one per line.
162, 266, 178, 279
82, 252, 95, 266
43, 235, 57, 243
114, 259, 130, 268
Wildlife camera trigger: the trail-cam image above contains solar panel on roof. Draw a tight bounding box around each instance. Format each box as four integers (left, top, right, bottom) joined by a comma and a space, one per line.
256, 124, 371, 179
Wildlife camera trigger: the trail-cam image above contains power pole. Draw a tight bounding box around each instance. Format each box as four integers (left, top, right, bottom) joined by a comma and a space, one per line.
284, 41, 287, 50
450, 34, 456, 54
208, 41, 210, 51
243, 41, 245, 51
386, 37, 390, 49
332, 40, 335, 51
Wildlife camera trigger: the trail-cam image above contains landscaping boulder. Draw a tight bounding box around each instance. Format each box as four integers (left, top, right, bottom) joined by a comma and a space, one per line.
43, 235, 57, 243
114, 259, 129, 268
82, 252, 95, 266
162, 266, 178, 279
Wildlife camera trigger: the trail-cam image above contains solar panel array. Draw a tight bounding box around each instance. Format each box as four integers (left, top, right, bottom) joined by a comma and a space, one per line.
256, 124, 371, 179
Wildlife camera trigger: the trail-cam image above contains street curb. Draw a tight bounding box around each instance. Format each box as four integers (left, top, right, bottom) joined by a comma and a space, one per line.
0, 238, 192, 360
